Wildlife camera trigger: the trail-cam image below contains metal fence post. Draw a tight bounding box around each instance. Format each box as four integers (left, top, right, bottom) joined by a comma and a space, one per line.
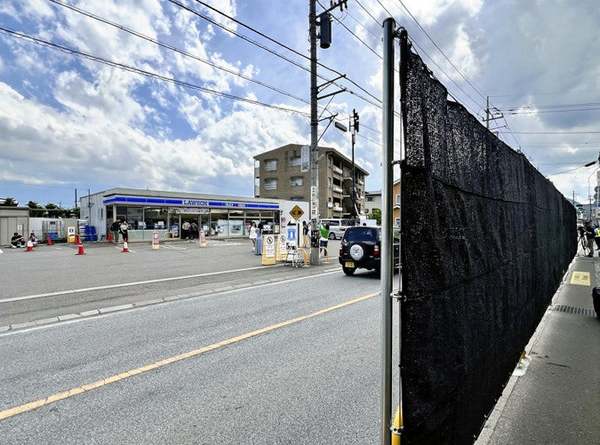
381, 16, 396, 445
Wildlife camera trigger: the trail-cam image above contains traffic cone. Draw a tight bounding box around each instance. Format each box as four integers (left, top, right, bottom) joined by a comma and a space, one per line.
47, 234, 54, 246
25, 240, 34, 252
107, 232, 113, 242
76, 240, 85, 255
122, 241, 129, 253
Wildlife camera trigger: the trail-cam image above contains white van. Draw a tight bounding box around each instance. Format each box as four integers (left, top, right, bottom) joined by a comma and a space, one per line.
320, 218, 355, 240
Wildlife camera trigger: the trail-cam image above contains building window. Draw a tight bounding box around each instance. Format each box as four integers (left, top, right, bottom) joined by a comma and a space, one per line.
366, 196, 374, 202
396, 194, 401, 206
264, 178, 278, 190
291, 196, 304, 201
290, 176, 303, 187
288, 150, 301, 167
264, 159, 277, 171
395, 218, 401, 226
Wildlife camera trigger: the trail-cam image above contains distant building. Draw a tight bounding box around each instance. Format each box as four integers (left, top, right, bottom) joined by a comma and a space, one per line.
254, 144, 369, 219
364, 190, 381, 216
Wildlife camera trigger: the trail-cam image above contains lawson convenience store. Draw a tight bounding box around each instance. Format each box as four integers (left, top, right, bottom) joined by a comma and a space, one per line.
80, 187, 308, 241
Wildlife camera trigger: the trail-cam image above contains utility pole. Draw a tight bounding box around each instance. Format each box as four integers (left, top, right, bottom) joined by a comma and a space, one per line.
308, 0, 347, 265
74, 188, 78, 209
486, 95, 490, 130
309, 0, 319, 265
350, 108, 359, 219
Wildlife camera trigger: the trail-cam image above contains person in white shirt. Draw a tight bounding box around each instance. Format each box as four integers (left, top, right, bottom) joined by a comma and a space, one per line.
249, 222, 257, 250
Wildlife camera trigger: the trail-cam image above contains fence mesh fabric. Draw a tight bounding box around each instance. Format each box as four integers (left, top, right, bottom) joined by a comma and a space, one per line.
399, 46, 576, 444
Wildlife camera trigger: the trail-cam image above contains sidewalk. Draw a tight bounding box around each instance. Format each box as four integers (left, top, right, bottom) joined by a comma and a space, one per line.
477, 254, 600, 445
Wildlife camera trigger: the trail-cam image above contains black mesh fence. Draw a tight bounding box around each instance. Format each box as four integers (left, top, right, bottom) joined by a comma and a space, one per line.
399, 35, 577, 445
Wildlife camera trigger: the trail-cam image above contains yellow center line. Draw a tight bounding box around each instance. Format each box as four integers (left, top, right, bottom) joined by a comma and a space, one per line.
0, 292, 377, 422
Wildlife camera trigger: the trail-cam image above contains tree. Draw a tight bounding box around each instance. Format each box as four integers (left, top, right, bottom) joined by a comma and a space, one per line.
27, 201, 41, 209
45, 203, 58, 210
0, 197, 18, 206
369, 208, 381, 225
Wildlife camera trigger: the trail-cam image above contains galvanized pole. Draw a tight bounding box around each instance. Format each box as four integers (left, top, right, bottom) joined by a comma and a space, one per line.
380, 17, 395, 445
351, 123, 357, 218
309, 0, 320, 265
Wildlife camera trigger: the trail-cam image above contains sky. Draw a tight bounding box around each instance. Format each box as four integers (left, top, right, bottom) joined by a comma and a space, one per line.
1, 0, 600, 207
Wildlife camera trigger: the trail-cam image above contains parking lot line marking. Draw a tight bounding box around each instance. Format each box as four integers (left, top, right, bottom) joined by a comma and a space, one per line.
569, 271, 590, 286
0, 291, 377, 421
0, 265, 278, 304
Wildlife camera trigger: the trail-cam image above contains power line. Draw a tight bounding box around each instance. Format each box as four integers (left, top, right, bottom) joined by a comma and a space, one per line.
183, 0, 382, 106
394, 0, 486, 102
372, 0, 483, 116
499, 101, 600, 111
47, 0, 309, 106
547, 163, 597, 177
504, 107, 600, 115
501, 130, 600, 135
0, 26, 310, 117
356, 0, 381, 27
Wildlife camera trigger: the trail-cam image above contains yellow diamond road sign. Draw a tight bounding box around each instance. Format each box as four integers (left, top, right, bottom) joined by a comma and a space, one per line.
289, 205, 304, 221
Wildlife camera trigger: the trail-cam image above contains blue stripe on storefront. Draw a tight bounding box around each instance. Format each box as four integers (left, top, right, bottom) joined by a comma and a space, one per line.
102, 195, 279, 210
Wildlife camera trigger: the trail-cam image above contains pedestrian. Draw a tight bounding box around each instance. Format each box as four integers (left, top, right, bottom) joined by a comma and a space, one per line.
119, 220, 129, 243
594, 225, 600, 252
29, 232, 38, 246
584, 222, 595, 257
319, 223, 330, 257
191, 221, 199, 239
182, 220, 191, 240
10, 232, 25, 248
249, 222, 257, 250
302, 221, 309, 248
111, 219, 120, 243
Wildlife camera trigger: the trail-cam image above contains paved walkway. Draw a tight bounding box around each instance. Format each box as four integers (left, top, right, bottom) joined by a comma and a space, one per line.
477, 254, 600, 444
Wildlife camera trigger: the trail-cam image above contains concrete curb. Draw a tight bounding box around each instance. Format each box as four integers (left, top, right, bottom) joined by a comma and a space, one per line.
0, 266, 342, 335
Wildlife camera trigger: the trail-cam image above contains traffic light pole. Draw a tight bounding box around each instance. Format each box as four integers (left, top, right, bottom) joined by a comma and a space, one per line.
309, 0, 320, 265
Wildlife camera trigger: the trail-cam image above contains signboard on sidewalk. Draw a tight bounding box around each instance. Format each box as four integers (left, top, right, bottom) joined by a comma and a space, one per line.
276, 233, 287, 261
310, 186, 319, 219
261, 234, 276, 265
286, 225, 298, 247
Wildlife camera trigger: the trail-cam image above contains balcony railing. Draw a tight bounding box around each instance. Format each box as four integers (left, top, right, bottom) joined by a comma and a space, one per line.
332, 185, 343, 193
332, 166, 343, 175
333, 205, 343, 212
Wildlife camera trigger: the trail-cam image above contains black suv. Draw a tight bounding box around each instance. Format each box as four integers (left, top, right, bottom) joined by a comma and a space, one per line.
338, 226, 398, 276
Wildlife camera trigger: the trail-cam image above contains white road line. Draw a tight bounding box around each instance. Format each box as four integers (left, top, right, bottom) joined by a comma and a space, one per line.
0, 269, 345, 336
0, 265, 280, 304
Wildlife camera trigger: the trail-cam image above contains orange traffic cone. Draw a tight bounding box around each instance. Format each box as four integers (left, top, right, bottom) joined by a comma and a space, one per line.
106, 232, 113, 242
47, 234, 54, 246
25, 240, 34, 252
122, 241, 129, 253
76, 241, 85, 255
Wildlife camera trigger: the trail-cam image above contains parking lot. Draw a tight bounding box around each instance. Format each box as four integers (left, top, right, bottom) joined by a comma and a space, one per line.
0, 238, 342, 328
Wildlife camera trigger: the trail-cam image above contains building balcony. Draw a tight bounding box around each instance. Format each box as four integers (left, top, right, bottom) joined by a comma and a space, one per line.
333, 205, 343, 212
332, 185, 343, 193
332, 166, 343, 175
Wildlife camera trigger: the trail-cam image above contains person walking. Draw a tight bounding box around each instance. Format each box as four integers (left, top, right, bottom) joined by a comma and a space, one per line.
249, 222, 257, 251
302, 221, 309, 248
584, 222, 595, 257
119, 220, 129, 243
182, 220, 191, 240
110, 219, 120, 243
319, 223, 330, 257
190, 221, 199, 239
594, 225, 600, 252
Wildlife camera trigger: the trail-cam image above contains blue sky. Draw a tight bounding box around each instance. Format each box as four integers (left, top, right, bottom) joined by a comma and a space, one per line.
1, 0, 600, 206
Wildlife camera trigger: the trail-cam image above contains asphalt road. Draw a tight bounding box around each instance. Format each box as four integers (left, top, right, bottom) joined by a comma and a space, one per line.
0, 268, 387, 444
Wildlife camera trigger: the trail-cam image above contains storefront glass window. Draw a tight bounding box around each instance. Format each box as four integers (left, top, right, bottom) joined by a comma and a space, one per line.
228, 210, 245, 237
126, 207, 144, 229
144, 208, 168, 230
210, 209, 229, 238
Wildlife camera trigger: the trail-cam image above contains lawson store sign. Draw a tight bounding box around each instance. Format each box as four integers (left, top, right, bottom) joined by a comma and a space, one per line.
103, 195, 279, 210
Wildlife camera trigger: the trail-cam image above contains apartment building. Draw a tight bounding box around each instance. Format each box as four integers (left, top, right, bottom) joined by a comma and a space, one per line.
254, 144, 369, 219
